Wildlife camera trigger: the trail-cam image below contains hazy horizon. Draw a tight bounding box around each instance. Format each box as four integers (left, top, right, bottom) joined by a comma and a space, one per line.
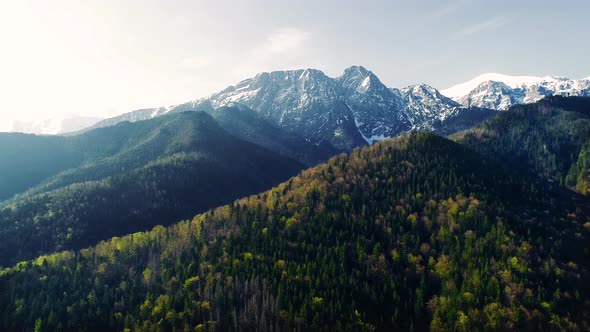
1, 0, 589, 125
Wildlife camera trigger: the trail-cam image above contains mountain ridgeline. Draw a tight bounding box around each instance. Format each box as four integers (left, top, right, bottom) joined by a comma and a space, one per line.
0, 131, 587, 331
9, 68, 590, 137
442, 73, 590, 110
0, 111, 304, 267
79, 66, 499, 150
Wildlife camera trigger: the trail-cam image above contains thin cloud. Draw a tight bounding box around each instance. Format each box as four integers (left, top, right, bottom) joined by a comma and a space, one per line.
233, 27, 312, 78
251, 28, 310, 56
427, 0, 467, 19
455, 16, 508, 38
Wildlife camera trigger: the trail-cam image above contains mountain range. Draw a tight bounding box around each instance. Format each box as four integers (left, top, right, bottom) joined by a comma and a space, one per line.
4, 68, 589, 139
442, 73, 590, 110
65, 67, 590, 150
4, 115, 103, 135
78, 66, 495, 150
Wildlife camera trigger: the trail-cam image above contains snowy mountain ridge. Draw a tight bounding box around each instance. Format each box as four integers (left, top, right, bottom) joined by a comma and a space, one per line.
16, 67, 590, 147
442, 73, 590, 110
202, 66, 470, 149
71, 66, 495, 149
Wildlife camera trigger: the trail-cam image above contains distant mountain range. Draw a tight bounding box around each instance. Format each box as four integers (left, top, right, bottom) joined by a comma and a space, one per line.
5, 68, 589, 144
4, 115, 103, 135
442, 73, 590, 110
78, 66, 496, 150
68, 67, 590, 149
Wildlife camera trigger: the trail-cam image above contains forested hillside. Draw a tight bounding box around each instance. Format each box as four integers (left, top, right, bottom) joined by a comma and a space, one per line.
431, 107, 497, 136
1, 132, 587, 331
454, 96, 590, 191
209, 105, 339, 166
567, 140, 590, 195
0, 112, 303, 267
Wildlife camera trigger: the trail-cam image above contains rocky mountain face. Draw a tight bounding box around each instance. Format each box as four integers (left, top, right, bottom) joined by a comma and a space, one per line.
442, 73, 590, 110
401, 83, 463, 126
208, 68, 367, 150
336, 66, 408, 143
205, 66, 474, 148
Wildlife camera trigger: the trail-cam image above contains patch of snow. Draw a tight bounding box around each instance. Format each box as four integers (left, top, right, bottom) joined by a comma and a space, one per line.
351, 110, 388, 144
361, 76, 371, 89
224, 88, 261, 104
352, 112, 371, 144
366, 134, 388, 144
299, 69, 309, 80
234, 84, 252, 92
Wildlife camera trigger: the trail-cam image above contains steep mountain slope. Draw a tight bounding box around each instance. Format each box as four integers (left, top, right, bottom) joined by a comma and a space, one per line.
210, 104, 339, 166
567, 140, 590, 195
443, 73, 590, 110
430, 107, 498, 136
209, 68, 367, 150
0, 132, 587, 331
336, 66, 409, 142
0, 134, 80, 201
0, 112, 303, 266
453, 96, 590, 188
401, 84, 463, 125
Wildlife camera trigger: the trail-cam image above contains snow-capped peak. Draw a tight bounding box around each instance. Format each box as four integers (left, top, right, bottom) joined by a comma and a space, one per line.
338, 65, 385, 94
343, 65, 370, 75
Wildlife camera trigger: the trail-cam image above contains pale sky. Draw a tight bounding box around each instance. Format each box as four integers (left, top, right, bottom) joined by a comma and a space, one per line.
1, 0, 589, 125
